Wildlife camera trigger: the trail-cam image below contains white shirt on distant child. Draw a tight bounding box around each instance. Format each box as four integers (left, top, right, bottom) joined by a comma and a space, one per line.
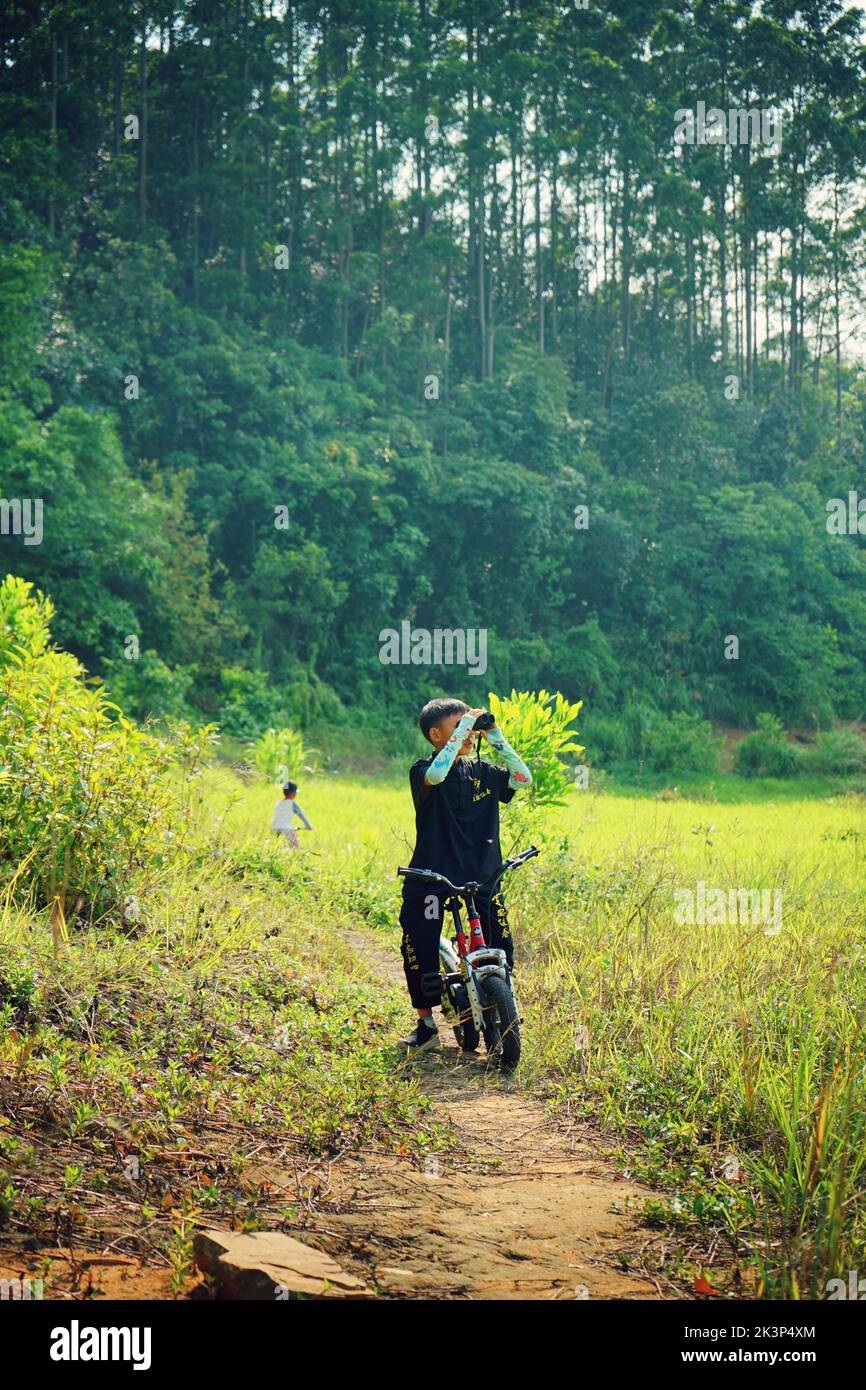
271, 798, 313, 832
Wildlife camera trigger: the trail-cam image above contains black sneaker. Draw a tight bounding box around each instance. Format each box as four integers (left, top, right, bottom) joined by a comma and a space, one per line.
399, 1018, 441, 1053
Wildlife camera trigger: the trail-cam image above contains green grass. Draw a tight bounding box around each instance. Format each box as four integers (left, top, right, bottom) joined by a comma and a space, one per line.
513, 785, 866, 1297
600, 769, 862, 803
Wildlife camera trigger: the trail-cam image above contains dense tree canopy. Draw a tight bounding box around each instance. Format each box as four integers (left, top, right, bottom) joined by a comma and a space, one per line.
1, 0, 865, 734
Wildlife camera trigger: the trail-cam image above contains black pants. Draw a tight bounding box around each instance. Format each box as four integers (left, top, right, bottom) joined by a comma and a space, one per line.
399, 890, 513, 1009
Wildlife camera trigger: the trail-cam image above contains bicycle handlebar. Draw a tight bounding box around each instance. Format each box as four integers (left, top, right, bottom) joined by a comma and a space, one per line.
396, 845, 540, 898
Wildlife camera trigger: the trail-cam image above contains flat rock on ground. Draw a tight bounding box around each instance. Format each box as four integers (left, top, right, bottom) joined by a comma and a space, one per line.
193, 1228, 369, 1299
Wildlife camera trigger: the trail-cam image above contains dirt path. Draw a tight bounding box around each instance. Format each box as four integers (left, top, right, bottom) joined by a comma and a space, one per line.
0, 930, 671, 1302
315, 930, 667, 1300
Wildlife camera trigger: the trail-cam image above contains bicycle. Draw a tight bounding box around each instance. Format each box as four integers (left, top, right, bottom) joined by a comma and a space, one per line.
396, 846, 540, 1071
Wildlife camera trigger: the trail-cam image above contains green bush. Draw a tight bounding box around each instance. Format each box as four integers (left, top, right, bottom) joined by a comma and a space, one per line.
736, 713, 801, 778
487, 688, 584, 808
603, 706, 717, 783
219, 665, 343, 740
643, 710, 723, 775
582, 711, 628, 768
802, 728, 866, 778
103, 650, 196, 723
594, 704, 722, 776
218, 666, 288, 739
249, 726, 308, 783
0, 575, 216, 921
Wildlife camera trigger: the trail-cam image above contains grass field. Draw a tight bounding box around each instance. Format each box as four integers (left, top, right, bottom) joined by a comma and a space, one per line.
208, 767, 866, 1296
3, 762, 866, 1298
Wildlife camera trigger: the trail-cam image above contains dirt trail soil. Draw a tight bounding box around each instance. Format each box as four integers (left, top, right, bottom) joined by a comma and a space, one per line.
315, 931, 668, 1300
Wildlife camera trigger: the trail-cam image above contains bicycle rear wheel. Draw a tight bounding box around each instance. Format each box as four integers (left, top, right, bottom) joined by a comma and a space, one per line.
454, 1018, 480, 1052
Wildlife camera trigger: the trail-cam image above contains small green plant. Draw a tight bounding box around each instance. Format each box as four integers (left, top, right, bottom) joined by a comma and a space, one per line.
736, 713, 801, 778
0, 962, 38, 1021
643, 711, 723, 775
617, 703, 722, 775
218, 667, 287, 739
803, 728, 866, 778
249, 725, 307, 783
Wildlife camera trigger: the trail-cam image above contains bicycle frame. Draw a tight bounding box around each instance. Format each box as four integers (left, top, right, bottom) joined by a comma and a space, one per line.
438, 895, 507, 1033
398, 848, 540, 1035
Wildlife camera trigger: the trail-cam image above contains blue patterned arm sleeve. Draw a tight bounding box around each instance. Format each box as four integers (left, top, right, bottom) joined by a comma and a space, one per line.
424, 713, 476, 786
485, 725, 532, 790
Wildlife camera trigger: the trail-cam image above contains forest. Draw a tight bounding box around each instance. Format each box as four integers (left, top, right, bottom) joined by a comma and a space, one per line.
1, 0, 865, 752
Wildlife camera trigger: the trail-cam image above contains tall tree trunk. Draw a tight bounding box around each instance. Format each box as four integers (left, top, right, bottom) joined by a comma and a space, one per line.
49, 26, 57, 234
192, 93, 200, 303
551, 155, 559, 349
112, 33, 122, 157
535, 125, 543, 352
719, 177, 728, 366
138, 6, 148, 224
620, 158, 631, 362
479, 171, 488, 378
833, 177, 842, 439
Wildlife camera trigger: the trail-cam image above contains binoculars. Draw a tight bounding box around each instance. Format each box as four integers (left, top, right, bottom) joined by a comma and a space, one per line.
473, 711, 496, 731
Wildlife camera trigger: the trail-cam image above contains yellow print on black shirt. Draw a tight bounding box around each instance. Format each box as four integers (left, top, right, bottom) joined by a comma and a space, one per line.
472, 777, 491, 803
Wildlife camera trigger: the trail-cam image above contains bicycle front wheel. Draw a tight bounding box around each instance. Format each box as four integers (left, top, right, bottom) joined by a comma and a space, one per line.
481, 975, 521, 1071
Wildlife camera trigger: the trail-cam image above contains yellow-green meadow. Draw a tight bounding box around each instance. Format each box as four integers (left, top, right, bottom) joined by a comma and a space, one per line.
221, 770, 866, 1296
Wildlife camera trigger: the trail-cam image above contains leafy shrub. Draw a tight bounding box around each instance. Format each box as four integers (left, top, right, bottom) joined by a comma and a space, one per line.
218, 666, 288, 739
282, 669, 344, 727
598, 704, 722, 775
736, 713, 801, 778
0, 575, 215, 921
582, 711, 628, 768
487, 689, 584, 808
643, 711, 723, 775
249, 726, 307, 783
219, 665, 342, 739
103, 650, 196, 723
0, 960, 38, 1023
802, 728, 866, 778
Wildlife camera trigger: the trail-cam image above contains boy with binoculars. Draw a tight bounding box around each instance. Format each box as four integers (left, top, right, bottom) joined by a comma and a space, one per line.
398, 698, 533, 1052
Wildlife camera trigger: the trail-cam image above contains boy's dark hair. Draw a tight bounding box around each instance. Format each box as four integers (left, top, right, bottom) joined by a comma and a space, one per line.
282, 781, 298, 797
418, 697, 469, 744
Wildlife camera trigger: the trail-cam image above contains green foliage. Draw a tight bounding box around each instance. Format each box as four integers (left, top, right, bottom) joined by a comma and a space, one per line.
0, 576, 216, 918
736, 714, 802, 778
103, 651, 196, 725
585, 704, 722, 776
487, 689, 584, 809
802, 728, 866, 778
640, 710, 723, 777
0, 573, 54, 663
581, 711, 627, 768
218, 665, 342, 740
249, 726, 307, 784
218, 667, 288, 740
2, 1, 866, 742
0, 243, 52, 403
